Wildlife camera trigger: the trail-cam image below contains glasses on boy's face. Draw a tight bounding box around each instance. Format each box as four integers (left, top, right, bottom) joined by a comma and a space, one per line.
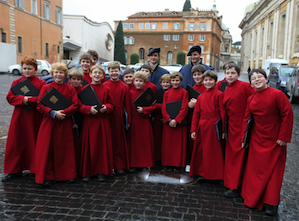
251, 75, 265, 82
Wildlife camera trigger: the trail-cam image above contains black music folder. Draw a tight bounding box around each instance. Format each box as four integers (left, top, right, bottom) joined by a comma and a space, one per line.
133, 87, 157, 107
215, 118, 223, 141
40, 87, 72, 110
11, 77, 39, 96
166, 100, 187, 125
186, 85, 201, 100
243, 117, 254, 148
78, 85, 103, 111
155, 88, 165, 104
220, 81, 228, 92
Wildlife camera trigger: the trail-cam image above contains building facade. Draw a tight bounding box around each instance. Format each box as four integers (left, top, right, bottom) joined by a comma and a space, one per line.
115, 8, 222, 69
0, 0, 63, 64
239, 0, 299, 71
63, 15, 114, 62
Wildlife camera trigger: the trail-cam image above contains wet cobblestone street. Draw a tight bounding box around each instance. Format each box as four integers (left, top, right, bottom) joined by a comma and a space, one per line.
0, 73, 298, 221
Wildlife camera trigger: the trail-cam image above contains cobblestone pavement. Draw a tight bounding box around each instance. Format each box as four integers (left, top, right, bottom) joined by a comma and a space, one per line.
0, 73, 298, 221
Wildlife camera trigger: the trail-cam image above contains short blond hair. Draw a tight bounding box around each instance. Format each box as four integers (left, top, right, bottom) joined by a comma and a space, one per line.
170, 72, 183, 81
160, 74, 170, 83
51, 63, 68, 78
108, 61, 120, 70
69, 68, 84, 79
133, 71, 148, 82
90, 64, 105, 75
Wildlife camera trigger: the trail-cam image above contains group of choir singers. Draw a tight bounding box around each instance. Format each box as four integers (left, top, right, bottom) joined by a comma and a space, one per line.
2, 50, 294, 216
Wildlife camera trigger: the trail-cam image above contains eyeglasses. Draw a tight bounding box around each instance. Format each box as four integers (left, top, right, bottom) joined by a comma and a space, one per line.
251, 75, 265, 82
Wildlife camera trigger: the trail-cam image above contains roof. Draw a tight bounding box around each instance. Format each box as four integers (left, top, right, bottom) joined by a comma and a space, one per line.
128, 11, 183, 18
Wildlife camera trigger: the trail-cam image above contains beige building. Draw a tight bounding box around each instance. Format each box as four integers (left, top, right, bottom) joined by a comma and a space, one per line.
239, 0, 299, 70
115, 7, 223, 69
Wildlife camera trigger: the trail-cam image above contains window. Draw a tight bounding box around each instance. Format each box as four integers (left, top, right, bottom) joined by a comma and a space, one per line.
45, 43, 49, 57
163, 35, 170, 41
199, 35, 206, 41
129, 23, 135, 30
123, 23, 128, 30
173, 23, 180, 30
56, 7, 62, 25
167, 52, 173, 65
139, 48, 145, 60
124, 37, 127, 44
125, 51, 127, 61
151, 23, 157, 30
188, 23, 195, 30
129, 37, 134, 45
31, 0, 37, 15
145, 23, 150, 30
139, 23, 143, 30
172, 35, 179, 41
3, 0, 8, 2
44, 1, 51, 20
15, 0, 24, 9
163, 23, 168, 30
188, 35, 194, 41
1, 32, 6, 43
18, 36, 22, 54
199, 23, 207, 30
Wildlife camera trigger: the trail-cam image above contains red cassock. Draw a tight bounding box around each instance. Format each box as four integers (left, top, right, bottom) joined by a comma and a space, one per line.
223, 80, 255, 190
161, 87, 189, 167
189, 87, 225, 179
79, 83, 115, 177
127, 87, 155, 168
4, 76, 46, 174
186, 84, 206, 164
152, 102, 163, 162
241, 87, 293, 210
35, 82, 79, 184
144, 81, 158, 93
104, 80, 131, 170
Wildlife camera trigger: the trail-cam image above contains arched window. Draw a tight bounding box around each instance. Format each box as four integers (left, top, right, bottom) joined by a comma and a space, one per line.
167, 51, 173, 65
124, 37, 127, 45
139, 48, 145, 60
125, 50, 127, 62
129, 37, 134, 45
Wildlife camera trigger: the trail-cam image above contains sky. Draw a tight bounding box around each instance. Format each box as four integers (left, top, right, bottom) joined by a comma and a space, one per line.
63, 0, 257, 42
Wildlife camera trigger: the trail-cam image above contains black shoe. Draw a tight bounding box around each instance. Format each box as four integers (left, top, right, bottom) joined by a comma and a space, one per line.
2, 172, 22, 182
66, 179, 75, 184
116, 169, 125, 175
165, 166, 174, 172
196, 176, 205, 182
264, 204, 278, 216
224, 189, 240, 198
97, 174, 106, 182
129, 168, 136, 173
82, 176, 91, 182
41, 180, 52, 188
174, 167, 183, 173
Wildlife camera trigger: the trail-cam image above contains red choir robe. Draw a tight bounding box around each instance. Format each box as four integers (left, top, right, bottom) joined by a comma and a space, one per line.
79, 83, 115, 177
144, 80, 158, 93
83, 71, 106, 83
4, 76, 46, 174
127, 87, 155, 168
161, 87, 189, 167
216, 78, 227, 91
35, 82, 79, 184
104, 80, 131, 171
241, 87, 293, 210
223, 80, 255, 190
189, 87, 225, 179
186, 83, 206, 164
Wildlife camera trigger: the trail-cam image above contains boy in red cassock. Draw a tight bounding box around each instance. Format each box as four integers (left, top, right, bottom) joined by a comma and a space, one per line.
68, 68, 84, 175
161, 72, 189, 172
127, 71, 156, 172
222, 62, 255, 197
241, 69, 293, 216
123, 68, 135, 91
186, 64, 206, 164
189, 70, 225, 180
2, 56, 46, 182
80, 64, 115, 182
104, 61, 131, 175
35, 63, 79, 187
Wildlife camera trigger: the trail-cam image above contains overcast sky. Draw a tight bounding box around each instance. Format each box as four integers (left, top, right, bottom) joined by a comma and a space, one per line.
63, 0, 257, 42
